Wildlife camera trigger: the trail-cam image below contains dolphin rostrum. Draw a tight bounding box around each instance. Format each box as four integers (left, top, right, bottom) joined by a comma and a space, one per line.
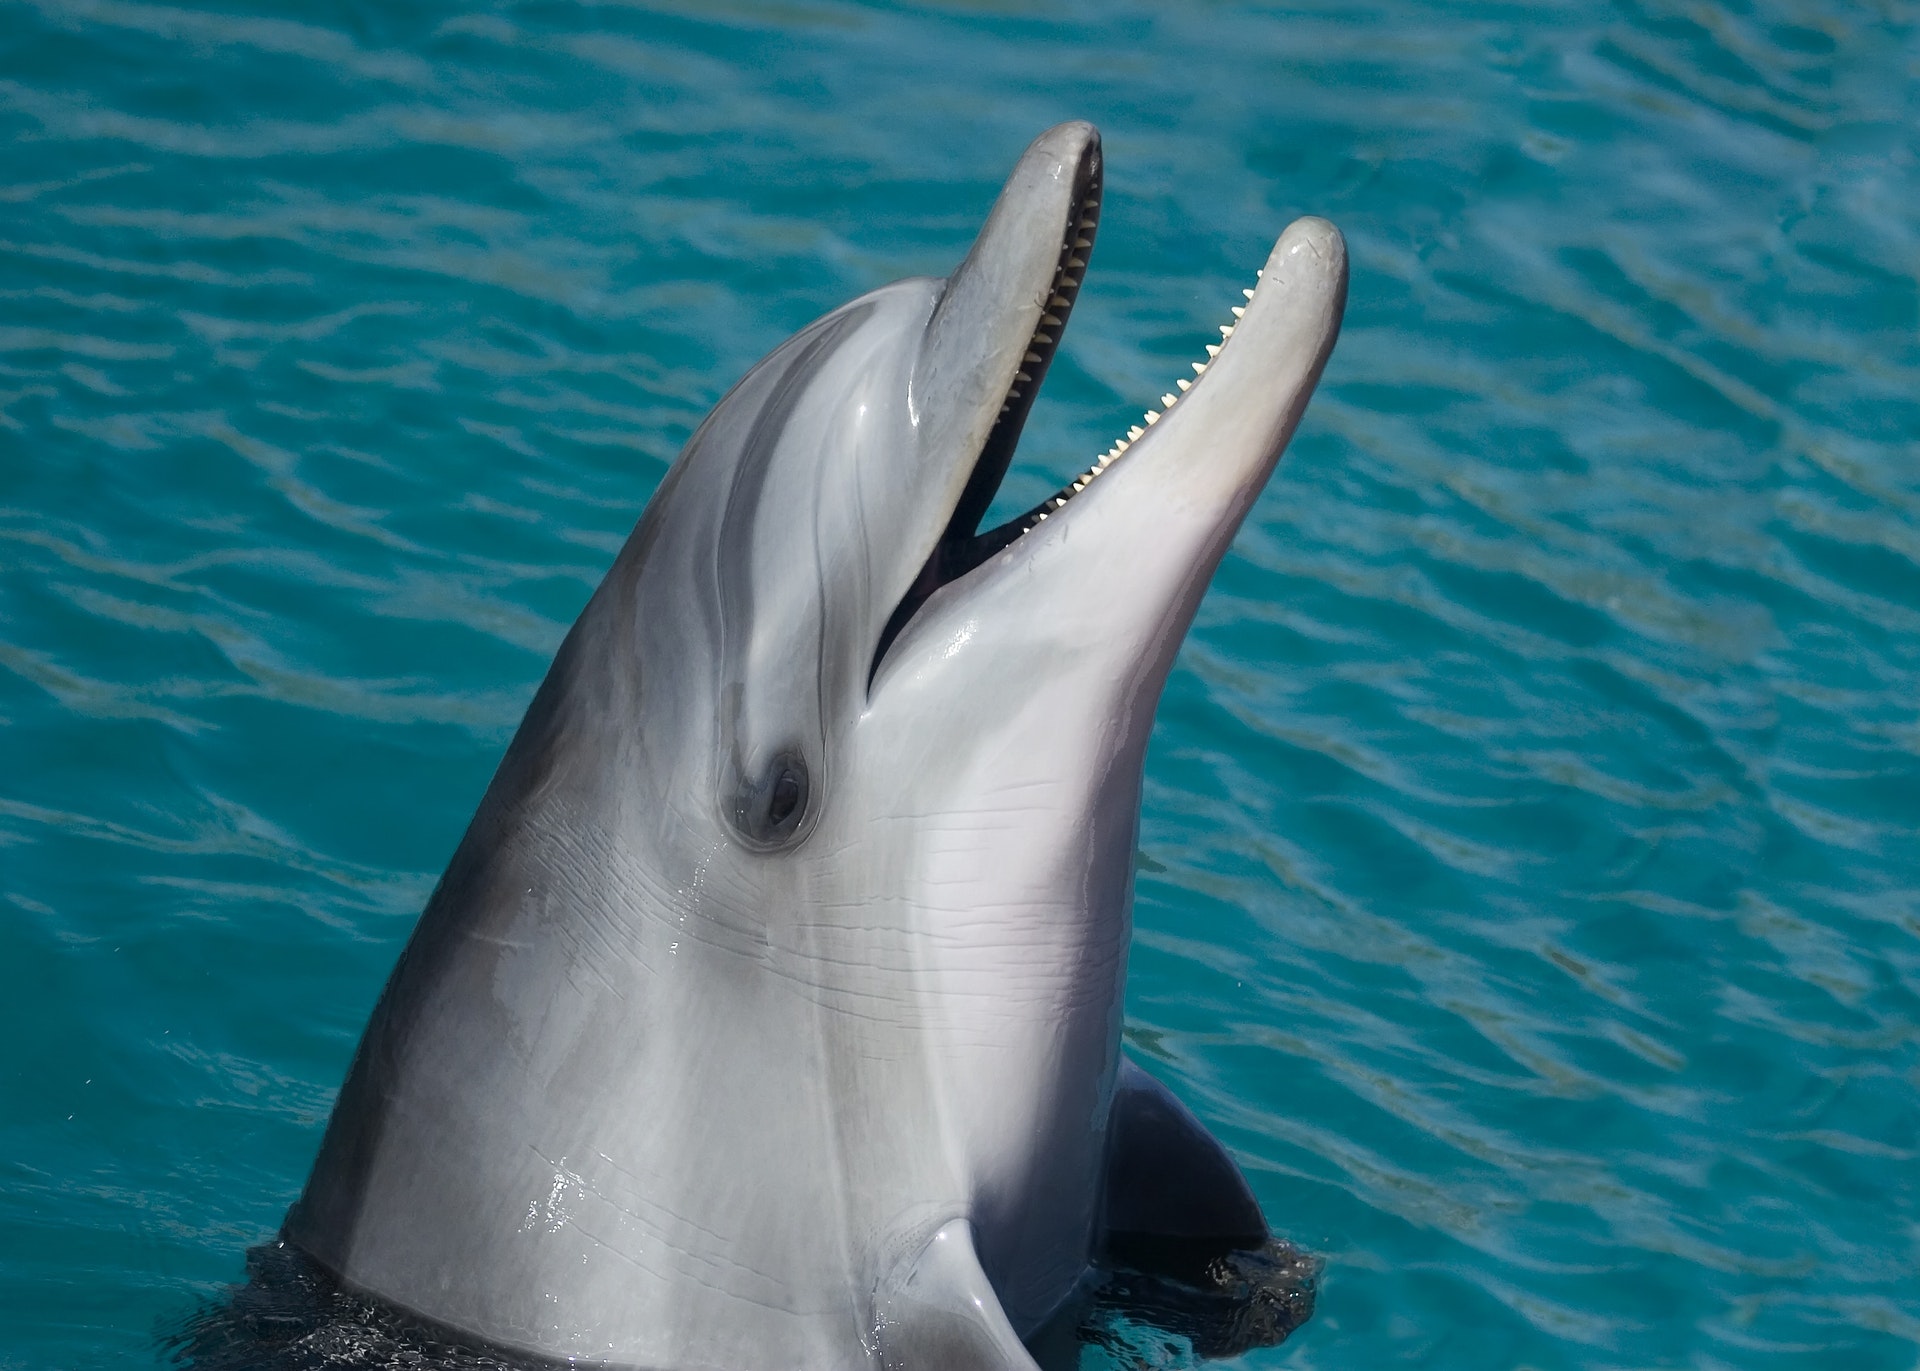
286, 121, 1347, 1370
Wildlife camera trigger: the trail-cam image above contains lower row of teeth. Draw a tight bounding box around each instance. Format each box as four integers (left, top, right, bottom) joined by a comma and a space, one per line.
1028, 273, 1259, 525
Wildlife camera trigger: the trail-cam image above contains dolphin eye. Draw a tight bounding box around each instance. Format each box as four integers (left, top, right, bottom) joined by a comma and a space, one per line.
768, 768, 803, 830
732, 751, 812, 849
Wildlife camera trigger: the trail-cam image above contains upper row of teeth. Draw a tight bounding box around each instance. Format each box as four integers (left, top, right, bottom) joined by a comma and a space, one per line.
1002, 200, 1099, 417
1027, 271, 1260, 524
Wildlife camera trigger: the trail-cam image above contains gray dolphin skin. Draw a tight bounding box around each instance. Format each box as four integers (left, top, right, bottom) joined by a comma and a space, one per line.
286, 121, 1347, 1370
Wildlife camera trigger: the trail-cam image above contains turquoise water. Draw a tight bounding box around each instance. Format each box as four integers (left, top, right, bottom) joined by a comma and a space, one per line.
3, 1, 1917, 1367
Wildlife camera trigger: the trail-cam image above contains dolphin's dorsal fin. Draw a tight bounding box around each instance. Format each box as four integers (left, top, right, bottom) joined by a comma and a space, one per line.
875, 1220, 1039, 1371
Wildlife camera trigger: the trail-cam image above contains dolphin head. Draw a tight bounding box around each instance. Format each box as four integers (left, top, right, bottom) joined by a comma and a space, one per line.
588, 121, 1343, 890
585, 123, 1110, 856
559, 118, 1347, 1318
290, 120, 1345, 1364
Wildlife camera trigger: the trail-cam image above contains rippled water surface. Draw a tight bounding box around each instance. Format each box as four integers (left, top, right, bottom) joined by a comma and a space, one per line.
3, 2, 1918, 1368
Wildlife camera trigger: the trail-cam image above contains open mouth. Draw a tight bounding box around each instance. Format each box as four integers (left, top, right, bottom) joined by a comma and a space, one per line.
870, 148, 1254, 683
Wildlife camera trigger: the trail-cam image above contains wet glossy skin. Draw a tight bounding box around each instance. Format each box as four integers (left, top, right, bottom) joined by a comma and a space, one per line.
286, 122, 1346, 1369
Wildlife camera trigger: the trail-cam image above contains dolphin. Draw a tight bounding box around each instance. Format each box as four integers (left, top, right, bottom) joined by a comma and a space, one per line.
285, 121, 1347, 1370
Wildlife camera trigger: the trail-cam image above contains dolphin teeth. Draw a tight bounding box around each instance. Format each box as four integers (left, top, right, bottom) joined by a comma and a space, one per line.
1024, 351, 1043, 364
1191, 361, 1207, 375
1015, 372, 1032, 384
1040, 313, 1064, 327
1066, 256, 1086, 268
1176, 378, 1192, 392
1231, 305, 1246, 318
1219, 325, 1234, 337
1048, 296, 1071, 310
1205, 344, 1221, 358
1160, 393, 1177, 408
1243, 287, 1256, 300
1144, 410, 1160, 425
1127, 425, 1144, 440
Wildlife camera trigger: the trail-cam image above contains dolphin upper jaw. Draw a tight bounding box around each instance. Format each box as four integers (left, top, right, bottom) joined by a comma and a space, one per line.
912, 121, 1101, 537
874, 123, 1104, 672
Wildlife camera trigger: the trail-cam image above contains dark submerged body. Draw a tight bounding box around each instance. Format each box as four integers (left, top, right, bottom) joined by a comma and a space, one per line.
167, 1233, 1318, 1371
